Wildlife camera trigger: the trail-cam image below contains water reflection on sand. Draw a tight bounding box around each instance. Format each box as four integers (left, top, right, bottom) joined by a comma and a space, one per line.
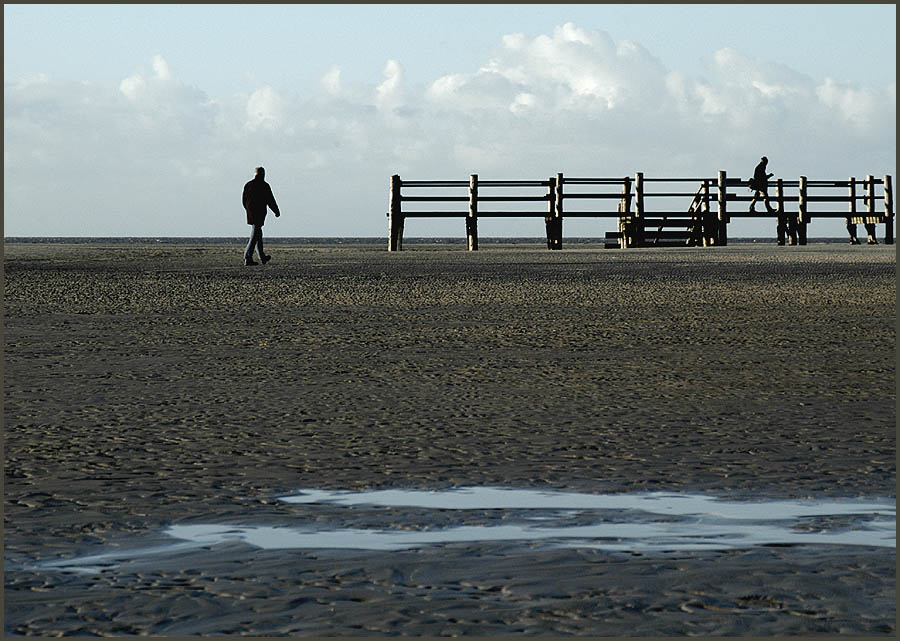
36, 488, 894, 573
172, 487, 893, 551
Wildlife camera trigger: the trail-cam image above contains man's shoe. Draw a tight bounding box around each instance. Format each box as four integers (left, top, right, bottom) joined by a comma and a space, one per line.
261, 254, 272, 264
245, 258, 259, 266
867, 238, 878, 245
849, 237, 860, 245
748, 205, 756, 213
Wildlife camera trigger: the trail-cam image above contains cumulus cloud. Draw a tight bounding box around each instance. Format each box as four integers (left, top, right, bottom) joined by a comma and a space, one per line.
3, 26, 896, 237
815, 77, 895, 130
245, 85, 286, 131
375, 59, 406, 114
321, 66, 342, 95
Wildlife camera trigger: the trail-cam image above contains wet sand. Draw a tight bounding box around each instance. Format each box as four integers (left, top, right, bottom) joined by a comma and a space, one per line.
4, 241, 896, 636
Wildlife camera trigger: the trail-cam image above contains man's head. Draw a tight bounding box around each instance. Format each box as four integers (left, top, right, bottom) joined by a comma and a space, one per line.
760, 156, 768, 165
255, 166, 265, 179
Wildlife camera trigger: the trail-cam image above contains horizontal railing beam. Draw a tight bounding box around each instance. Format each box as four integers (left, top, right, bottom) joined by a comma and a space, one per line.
476, 196, 550, 202
641, 177, 718, 183
562, 178, 630, 185
562, 193, 628, 199
806, 195, 872, 203
729, 194, 800, 202
642, 191, 711, 197
478, 180, 550, 187
401, 181, 468, 187
402, 196, 469, 202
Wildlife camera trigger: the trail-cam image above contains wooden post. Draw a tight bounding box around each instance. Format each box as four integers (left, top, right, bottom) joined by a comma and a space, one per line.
623, 175, 633, 214
388, 174, 403, 251
884, 174, 894, 244
467, 173, 479, 251
545, 176, 557, 249
865, 174, 877, 244
866, 174, 875, 217
775, 179, 786, 245
717, 170, 728, 246
701, 179, 713, 246
847, 176, 858, 244
550, 172, 564, 249
797, 175, 808, 245
634, 172, 645, 247
620, 176, 632, 248
866, 175, 875, 214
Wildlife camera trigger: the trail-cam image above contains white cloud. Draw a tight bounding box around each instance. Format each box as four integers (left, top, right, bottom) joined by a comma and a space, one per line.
245, 84, 286, 131
815, 77, 892, 130
119, 73, 145, 100
3, 29, 896, 237
375, 59, 405, 114
151, 54, 173, 81
321, 66, 342, 95
510, 92, 535, 114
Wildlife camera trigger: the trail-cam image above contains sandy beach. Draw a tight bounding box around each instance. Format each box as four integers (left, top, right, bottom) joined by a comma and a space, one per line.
3, 241, 895, 636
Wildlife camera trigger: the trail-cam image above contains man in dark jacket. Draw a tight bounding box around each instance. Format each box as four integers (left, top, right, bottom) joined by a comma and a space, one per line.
242, 166, 281, 265
748, 156, 775, 213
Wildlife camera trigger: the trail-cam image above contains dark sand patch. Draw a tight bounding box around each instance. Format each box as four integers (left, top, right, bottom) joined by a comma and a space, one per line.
4, 242, 895, 635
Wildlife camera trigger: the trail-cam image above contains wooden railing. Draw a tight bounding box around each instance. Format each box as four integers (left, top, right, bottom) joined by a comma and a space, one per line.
387, 172, 893, 250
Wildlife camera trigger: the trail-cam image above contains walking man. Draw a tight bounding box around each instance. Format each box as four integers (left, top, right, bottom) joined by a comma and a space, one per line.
749, 156, 775, 213
242, 166, 281, 266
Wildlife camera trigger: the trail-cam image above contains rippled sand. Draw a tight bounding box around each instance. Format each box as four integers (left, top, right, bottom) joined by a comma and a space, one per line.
4, 241, 895, 636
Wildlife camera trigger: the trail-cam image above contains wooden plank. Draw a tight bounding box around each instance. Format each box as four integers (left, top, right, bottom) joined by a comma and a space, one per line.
402, 181, 468, 187
563, 178, 629, 184
473, 211, 559, 217
397, 211, 468, 217
402, 196, 469, 202
561, 193, 627, 199
479, 180, 549, 187
847, 216, 888, 224
641, 177, 717, 182
805, 195, 859, 203
806, 180, 858, 187
641, 191, 708, 197
728, 194, 800, 202
476, 196, 550, 202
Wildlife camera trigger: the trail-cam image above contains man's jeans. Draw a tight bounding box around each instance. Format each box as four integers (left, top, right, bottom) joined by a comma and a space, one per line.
245, 224, 264, 261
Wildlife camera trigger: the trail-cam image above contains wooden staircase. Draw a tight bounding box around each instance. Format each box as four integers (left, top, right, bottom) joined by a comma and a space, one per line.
605, 184, 707, 248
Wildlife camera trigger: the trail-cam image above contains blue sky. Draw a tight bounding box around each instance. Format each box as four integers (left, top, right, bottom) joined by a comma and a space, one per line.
4, 4, 896, 238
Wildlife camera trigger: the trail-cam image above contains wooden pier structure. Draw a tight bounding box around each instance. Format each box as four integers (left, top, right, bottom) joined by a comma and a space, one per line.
387, 172, 894, 250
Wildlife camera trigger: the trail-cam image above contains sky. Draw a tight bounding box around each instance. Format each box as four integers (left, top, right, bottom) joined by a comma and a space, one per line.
4, 4, 896, 238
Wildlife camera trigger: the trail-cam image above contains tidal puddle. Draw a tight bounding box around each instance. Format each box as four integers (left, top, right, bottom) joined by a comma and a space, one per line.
33, 488, 895, 573
166, 488, 894, 552
279, 487, 895, 520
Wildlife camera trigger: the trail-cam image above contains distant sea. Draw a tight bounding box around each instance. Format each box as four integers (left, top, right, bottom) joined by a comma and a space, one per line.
4, 237, 850, 245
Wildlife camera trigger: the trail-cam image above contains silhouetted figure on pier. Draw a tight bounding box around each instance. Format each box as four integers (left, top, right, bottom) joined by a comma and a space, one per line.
749, 156, 775, 213
845, 219, 878, 245
242, 166, 281, 266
